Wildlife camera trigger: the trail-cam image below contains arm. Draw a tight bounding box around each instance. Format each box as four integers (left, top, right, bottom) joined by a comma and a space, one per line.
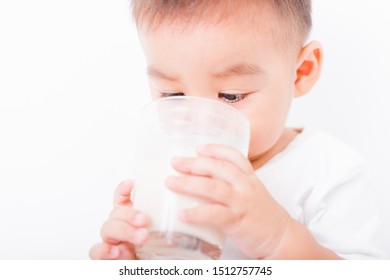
262, 218, 342, 259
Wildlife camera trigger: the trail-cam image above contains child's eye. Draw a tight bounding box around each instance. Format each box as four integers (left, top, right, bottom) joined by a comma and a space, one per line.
160, 92, 185, 98
218, 93, 248, 103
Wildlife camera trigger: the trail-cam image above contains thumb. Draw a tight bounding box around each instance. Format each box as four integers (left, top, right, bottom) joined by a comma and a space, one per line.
113, 180, 133, 207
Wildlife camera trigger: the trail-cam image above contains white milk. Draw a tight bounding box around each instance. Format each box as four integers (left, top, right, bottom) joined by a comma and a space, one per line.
133, 139, 226, 259
133, 159, 225, 240
132, 96, 250, 260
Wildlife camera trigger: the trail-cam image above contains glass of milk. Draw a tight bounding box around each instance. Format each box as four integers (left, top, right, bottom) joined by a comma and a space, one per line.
133, 96, 250, 260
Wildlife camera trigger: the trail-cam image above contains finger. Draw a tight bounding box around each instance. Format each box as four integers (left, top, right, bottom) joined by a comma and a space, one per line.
179, 204, 237, 234
113, 180, 133, 207
109, 206, 149, 227
171, 156, 245, 186
89, 243, 136, 260
165, 175, 233, 205
100, 219, 148, 245
115, 242, 138, 259
197, 144, 253, 174
89, 243, 120, 260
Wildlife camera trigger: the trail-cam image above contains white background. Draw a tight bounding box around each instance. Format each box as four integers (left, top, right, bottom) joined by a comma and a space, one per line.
0, 0, 389, 259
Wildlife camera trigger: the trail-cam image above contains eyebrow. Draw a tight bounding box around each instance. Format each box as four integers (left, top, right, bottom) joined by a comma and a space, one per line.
212, 63, 264, 78
147, 67, 180, 82
146, 63, 264, 82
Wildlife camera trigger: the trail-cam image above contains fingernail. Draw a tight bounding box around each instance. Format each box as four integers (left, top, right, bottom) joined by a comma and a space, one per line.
131, 213, 144, 225
108, 246, 119, 259
133, 228, 147, 244
171, 156, 182, 165
197, 145, 207, 152
165, 176, 177, 189
120, 179, 132, 186
198, 144, 214, 154
178, 210, 188, 222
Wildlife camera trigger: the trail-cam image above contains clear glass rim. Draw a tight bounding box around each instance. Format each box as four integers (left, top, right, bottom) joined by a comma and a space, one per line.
140, 96, 250, 126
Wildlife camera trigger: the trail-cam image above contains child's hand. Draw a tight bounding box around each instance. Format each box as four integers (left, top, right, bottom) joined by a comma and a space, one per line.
89, 180, 149, 259
165, 144, 291, 259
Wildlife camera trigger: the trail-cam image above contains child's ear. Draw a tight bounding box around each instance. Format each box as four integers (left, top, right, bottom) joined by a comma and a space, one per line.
294, 40, 323, 97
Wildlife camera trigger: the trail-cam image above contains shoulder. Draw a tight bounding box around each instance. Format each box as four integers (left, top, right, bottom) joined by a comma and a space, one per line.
299, 128, 366, 179
256, 127, 369, 224
257, 128, 386, 259
259, 127, 366, 182
302, 128, 364, 163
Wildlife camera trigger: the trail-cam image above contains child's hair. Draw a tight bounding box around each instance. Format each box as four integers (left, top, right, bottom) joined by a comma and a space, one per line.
130, 0, 312, 51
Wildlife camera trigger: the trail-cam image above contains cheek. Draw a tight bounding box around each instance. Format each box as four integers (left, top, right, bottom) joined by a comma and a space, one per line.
247, 121, 284, 158
244, 89, 294, 157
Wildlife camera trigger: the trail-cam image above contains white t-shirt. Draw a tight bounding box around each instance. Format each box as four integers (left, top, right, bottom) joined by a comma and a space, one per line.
221, 127, 386, 259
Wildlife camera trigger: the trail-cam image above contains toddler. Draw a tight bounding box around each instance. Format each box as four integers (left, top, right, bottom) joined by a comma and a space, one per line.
90, 0, 385, 259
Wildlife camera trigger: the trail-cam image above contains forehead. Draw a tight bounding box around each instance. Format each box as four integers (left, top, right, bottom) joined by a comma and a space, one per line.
139, 20, 291, 82
140, 20, 274, 60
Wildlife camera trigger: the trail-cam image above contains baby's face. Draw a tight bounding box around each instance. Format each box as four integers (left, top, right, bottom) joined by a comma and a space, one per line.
139, 16, 300, 166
